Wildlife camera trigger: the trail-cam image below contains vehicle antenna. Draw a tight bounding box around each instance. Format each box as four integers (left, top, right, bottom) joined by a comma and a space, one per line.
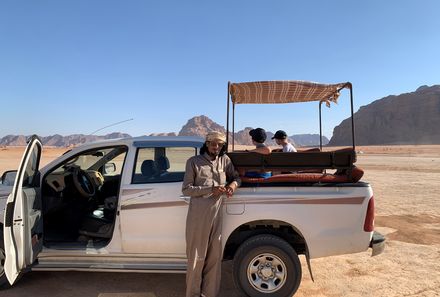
88, 118, 134, 136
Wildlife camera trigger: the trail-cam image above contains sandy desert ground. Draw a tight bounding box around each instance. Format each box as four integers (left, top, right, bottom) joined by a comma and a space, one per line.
1, 144, 439, 296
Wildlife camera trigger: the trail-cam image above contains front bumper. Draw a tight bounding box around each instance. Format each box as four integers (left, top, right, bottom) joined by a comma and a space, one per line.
370, 231, 385, 256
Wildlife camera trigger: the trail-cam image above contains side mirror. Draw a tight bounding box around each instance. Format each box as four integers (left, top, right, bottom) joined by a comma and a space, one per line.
104, 162, 117, 174
1, 170, 17, 186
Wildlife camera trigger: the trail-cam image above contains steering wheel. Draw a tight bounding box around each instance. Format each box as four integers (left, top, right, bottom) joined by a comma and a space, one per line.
72, 167, 96, 198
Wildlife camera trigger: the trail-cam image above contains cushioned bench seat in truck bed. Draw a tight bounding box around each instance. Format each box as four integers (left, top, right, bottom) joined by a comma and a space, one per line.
227, 148, 363, 184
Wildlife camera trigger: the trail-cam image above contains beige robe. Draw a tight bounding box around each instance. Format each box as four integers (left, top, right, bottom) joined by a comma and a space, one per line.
182, 153, 240, 297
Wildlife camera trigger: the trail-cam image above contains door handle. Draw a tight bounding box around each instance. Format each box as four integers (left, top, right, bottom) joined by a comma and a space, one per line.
180, 196, 191, 203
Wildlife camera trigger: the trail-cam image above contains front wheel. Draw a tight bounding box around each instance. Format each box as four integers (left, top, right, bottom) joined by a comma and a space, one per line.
0, 230, 11, 289
232, 234, 302, 297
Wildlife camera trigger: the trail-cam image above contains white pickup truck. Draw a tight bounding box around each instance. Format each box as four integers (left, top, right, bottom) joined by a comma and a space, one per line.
1, 80, 385, 296
1, 134, 384, 297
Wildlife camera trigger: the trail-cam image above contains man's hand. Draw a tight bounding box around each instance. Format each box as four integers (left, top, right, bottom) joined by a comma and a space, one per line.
212, 186, 227, 196
225, 181, 237, 198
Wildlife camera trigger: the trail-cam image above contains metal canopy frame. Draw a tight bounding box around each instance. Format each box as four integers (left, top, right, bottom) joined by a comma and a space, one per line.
226, 81, 355, 152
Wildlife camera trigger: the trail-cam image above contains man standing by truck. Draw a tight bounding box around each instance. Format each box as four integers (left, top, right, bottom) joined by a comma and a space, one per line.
182, 131, 240, 297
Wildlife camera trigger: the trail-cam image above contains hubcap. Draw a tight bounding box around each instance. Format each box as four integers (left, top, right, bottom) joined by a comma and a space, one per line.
247, 253, 287, 293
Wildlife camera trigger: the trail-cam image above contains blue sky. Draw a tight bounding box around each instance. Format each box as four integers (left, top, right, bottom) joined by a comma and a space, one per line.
1, 0, 439, 139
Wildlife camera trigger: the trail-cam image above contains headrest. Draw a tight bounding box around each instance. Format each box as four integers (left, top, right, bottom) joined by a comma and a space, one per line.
141, 160, 157, 177
156, 156, 170, 171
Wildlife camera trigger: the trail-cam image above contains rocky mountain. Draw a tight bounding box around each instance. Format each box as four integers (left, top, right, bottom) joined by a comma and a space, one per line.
329, 85, 440, 145
178, 115, 226, 137
104, 132, 131, 139
231, 127, 254, 145
293, 134, 329, 146
0, 135, 27, 146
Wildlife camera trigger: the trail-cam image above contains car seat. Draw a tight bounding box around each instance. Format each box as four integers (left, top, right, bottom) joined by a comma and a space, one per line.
156, 156, 170, 177
141, 160, 158, 179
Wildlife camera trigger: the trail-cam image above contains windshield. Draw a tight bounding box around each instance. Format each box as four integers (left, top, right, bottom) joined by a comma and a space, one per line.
53, 146, 127, 173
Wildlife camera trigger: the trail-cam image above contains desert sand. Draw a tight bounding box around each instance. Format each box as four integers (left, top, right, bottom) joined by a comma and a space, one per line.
1, 145, 439, 296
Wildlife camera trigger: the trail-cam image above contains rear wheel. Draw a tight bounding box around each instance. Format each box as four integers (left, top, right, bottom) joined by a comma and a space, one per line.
0, 230, 10, 289
232, 234, 302, 297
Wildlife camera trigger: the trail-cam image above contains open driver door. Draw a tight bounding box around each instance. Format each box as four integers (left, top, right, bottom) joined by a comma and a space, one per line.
3, 135, 43, 285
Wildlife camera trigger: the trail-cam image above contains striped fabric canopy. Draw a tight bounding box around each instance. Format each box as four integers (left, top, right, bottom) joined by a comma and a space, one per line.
229, 81, 350, 106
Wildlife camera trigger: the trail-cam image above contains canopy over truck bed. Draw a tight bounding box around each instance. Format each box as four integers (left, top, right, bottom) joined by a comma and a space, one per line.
226, 80, 355, 150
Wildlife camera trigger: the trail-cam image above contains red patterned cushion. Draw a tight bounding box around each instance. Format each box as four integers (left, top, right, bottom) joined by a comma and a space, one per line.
240, 166, 364, 184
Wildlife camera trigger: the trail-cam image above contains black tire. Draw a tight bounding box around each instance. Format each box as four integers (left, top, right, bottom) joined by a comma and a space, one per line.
232, 234, 302, 297
0, 230, 11, 289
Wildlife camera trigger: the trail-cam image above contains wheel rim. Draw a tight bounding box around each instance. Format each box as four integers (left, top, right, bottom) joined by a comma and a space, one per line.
0, 246, 5, 278
247, 253, 287, 293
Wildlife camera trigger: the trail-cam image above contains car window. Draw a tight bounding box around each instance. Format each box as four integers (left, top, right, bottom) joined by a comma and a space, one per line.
132, 147, 196, 184
22, 143, 40, 187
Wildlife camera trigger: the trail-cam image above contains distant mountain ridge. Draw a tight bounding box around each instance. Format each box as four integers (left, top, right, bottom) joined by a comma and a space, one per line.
0, 116, 327, 147
293, 134, 329, 146
329, 84, 440, 145
0, 133, 132, 147
177, 116, 327, 147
